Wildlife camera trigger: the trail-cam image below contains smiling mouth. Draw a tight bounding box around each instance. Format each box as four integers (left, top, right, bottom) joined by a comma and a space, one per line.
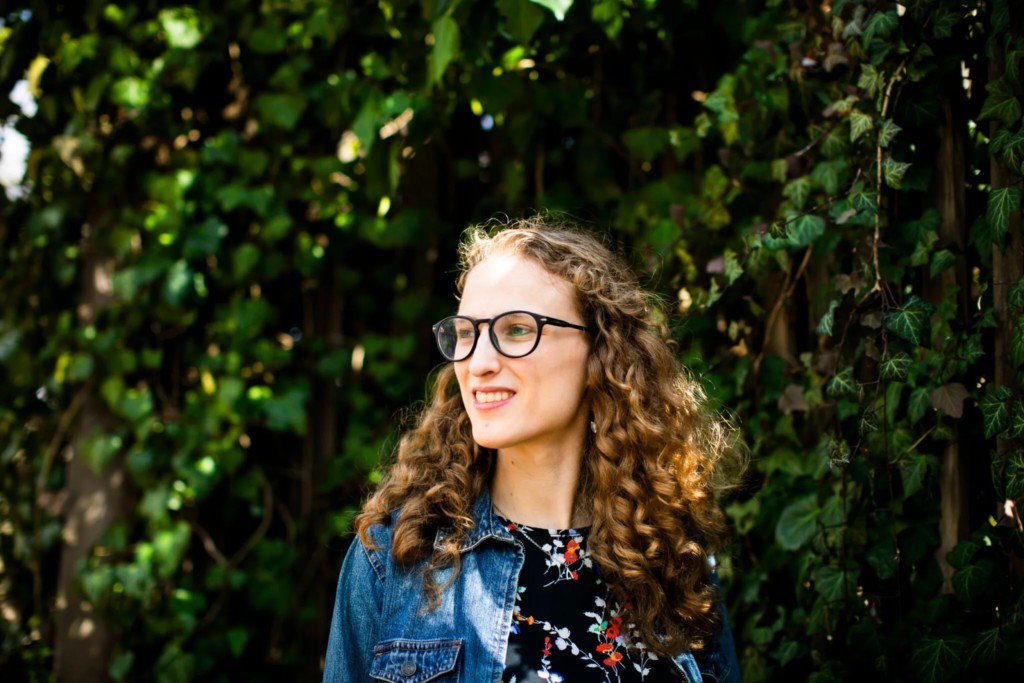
475, 391, 513, 403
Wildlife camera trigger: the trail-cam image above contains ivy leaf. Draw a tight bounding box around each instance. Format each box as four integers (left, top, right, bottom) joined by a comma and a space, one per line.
1008, 276, 1024, 309
885, 381, 904, 425
428, 16, 461, 85
986, 186, 1021, 248
787, 214, 826, 249
109, 651, 134, 681
253, 93, 307, 130
852, 183, 878, 213
930, 383, 969, 419
159, 7, 204, 49
498, 0, 546, 44
908, 386, 932, 425
877, 118, 901, 148
862, 10, 899, 47
857, 63, 884, 98
849, 110, 874, 143
817, 298, 840, 336
1009, 47, 1024, 86
722, 249, 743, 285
529, 0, 573, 20
931, 7, 959, 39
1007, 451, 1024, 500
248, 25, 287, 54
970, 627, 1008, 665
1011, 323, 1024, 367
80, 432, 124, 474
910, 636, 967, 683
990, 127, 1024, 175
882, 295, 935, 347
866, 536, 898, 580
946, 539, 980, 569
860, 405, 880, 434
961, 333, 985, 363
883, 157, 912, 189
880, 352, 911, 380
162, 260, 193, 307
153, 522, 191, 579
979, 76, 1021, 126
910, 231, 939, 266
993, 0, 1010, 34
623, 127, 669, 162
979, 387, 1011, 438
901, 451, 929, 498
810, 159, 846, 196
1008, 401, 1024, 440
110, 77, 151, 108
991, 455, 1006, 499
827, 366, 857, 397
929, 249, 957, 278
262, 383, 309, 434
775, 493, 819, 550
783, 176, 812, 211
813, 565, 857, 602
951, 559, 996, 606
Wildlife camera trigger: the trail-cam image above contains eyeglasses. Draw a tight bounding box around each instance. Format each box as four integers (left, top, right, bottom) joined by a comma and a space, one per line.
432, 310, 589, 362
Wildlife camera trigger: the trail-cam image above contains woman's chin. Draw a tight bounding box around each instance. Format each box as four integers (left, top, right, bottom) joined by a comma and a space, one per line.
472, 430, 510, 451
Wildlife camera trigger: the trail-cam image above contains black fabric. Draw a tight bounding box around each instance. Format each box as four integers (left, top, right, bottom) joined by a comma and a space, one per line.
499, 518, 682, 683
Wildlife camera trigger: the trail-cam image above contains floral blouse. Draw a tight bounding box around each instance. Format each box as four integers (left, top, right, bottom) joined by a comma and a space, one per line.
499, 517, 682, 683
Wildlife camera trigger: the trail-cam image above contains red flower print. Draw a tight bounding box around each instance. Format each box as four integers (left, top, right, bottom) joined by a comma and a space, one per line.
570, 570, 578, 580
564, 539, 580, 563
543, 636, 552, 656
603, 651, 623, 666
605, 615, 622, 639
596, 643, 614, 654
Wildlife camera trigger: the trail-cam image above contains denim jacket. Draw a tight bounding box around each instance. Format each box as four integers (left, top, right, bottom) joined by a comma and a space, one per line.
323, 490, 740, 683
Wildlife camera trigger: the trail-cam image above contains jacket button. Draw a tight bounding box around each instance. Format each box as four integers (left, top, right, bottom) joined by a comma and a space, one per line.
400, 660, 417, 677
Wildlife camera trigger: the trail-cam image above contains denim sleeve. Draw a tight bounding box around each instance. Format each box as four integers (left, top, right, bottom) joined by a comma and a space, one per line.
693, 569, 741, 683
712, 593, 741, 683
323, 535, 385, 682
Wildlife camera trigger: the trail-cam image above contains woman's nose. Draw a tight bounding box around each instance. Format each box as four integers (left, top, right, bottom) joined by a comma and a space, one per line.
467, 327, 501, 374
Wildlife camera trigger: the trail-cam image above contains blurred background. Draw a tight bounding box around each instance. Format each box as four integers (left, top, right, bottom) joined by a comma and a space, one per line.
1, 1, 1023, 681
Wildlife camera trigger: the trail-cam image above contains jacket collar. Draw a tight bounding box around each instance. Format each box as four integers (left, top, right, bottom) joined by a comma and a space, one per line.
432, 487, 515, 553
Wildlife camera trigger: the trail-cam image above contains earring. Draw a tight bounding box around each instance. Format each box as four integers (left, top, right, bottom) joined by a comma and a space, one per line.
590, 420, 597, 434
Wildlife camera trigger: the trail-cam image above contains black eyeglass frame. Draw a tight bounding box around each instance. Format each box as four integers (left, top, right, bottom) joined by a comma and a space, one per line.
432, 310, 590, 362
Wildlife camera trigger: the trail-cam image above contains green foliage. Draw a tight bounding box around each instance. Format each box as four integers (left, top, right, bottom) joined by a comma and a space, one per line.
1, 0, 1023, 682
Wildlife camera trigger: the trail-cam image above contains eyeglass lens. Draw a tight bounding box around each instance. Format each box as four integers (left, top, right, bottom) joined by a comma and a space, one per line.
435, 312, 541, 360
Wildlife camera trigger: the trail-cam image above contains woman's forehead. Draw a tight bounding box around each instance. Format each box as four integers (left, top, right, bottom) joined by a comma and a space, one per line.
457, 254, 577, 316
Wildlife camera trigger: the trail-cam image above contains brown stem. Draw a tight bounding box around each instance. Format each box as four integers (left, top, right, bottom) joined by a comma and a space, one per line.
32, 386, 89, 623
190, 522, 230, 566
753, 244, 815, 377
871, 59, 909, 293
229, 479, 274, 568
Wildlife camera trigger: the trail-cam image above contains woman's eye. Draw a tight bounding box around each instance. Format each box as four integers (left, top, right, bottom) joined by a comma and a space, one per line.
505, 325, 533, 338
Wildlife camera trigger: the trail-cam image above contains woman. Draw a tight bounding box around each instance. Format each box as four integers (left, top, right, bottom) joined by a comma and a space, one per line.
324, 218, 741, 682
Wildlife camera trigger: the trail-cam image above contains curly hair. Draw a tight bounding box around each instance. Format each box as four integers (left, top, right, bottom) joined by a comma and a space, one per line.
356, 216, 741, 655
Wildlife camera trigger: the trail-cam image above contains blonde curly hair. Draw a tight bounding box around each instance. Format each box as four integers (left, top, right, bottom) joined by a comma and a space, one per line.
356, 216, 741, 655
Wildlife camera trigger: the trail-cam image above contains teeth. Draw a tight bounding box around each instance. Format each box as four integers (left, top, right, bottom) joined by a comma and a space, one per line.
476, 391, 512, 403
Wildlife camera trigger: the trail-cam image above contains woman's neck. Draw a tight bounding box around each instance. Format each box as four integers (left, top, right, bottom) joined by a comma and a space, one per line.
489, 444, 588, 529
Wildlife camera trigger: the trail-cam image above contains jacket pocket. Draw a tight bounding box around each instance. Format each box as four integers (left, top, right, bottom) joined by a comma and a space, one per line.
369, 639, 462, 683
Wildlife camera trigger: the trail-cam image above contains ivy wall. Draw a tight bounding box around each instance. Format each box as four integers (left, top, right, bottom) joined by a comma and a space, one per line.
1, 1, 1022, 681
